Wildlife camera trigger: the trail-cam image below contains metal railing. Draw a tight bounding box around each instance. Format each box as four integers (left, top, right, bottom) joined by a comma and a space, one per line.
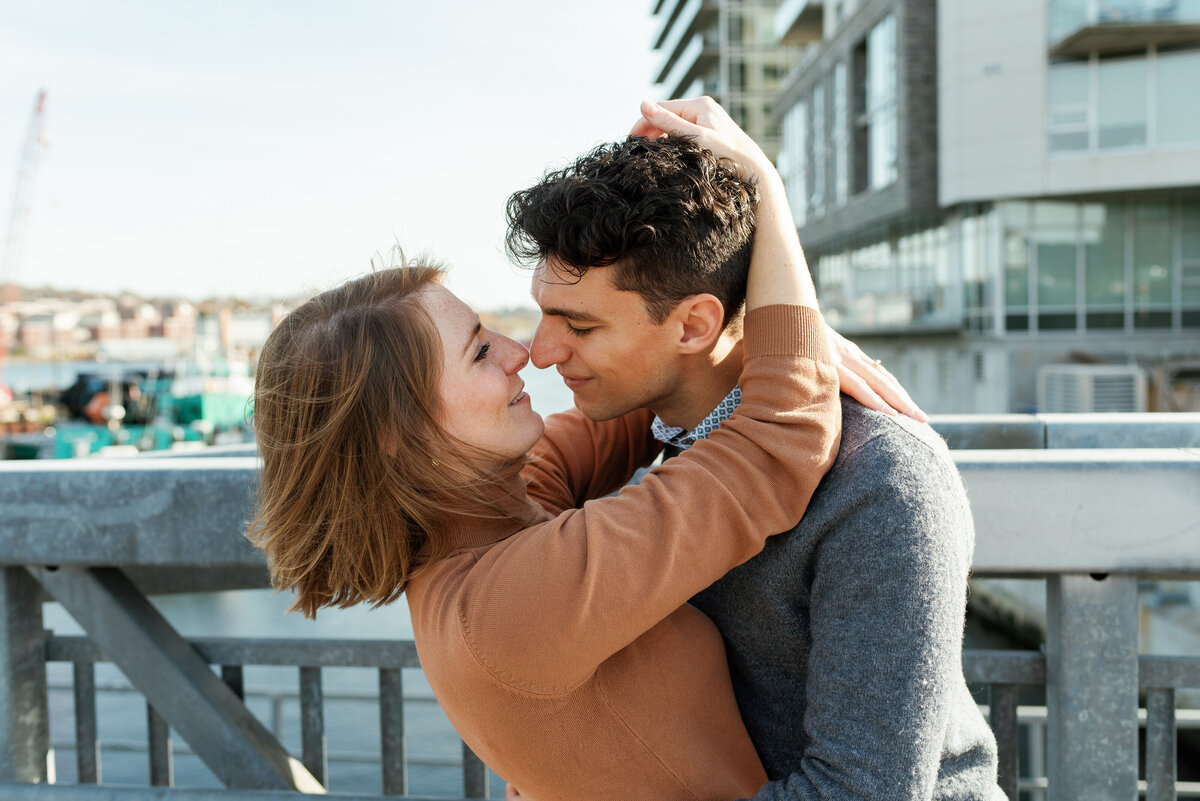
41, 636, 487, 798
1, 412, 1198, 800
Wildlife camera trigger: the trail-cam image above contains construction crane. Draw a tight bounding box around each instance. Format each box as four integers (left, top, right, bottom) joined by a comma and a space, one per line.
1, 89, 49, 403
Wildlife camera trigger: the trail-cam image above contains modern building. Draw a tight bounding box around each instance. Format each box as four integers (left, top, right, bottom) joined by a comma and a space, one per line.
652, 0, 801, 158
771, 0, 1200, 412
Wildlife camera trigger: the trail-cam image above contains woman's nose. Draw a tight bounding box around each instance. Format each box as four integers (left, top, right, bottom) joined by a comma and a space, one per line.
499, 334, 530, 374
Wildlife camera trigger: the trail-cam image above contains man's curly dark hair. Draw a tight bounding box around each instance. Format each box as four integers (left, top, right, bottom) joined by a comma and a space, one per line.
505, 136, 758, 328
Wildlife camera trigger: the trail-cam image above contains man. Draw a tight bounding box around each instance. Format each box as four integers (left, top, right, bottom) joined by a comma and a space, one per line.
505, 98, 1004, 800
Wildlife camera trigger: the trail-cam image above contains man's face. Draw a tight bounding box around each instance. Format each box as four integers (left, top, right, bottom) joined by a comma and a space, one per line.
529, 259, 685, 422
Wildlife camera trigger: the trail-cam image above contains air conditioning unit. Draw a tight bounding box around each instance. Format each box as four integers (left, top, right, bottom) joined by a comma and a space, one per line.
1037, 364, 1148, 413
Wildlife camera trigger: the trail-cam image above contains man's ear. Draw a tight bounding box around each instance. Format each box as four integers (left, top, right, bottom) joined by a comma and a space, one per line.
673, 294, 726, 355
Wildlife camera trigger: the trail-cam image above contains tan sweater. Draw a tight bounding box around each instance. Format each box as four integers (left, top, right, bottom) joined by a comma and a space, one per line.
406, 305, 840, 801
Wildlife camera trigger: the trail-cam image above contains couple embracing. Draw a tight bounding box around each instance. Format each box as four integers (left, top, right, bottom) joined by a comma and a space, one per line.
250, 98, 1005, 801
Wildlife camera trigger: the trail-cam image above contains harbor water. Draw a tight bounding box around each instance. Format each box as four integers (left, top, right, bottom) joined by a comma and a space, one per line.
40, 363, 578, 796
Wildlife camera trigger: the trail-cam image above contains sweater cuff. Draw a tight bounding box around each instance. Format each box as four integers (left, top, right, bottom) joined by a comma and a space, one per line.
744, 305, 831, 364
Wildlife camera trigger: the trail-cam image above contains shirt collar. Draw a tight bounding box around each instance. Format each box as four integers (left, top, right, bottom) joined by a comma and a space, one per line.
650, 385, 743, 450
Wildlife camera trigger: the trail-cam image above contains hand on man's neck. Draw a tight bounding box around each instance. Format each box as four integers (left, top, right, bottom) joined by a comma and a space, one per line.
651, 332, 745, 432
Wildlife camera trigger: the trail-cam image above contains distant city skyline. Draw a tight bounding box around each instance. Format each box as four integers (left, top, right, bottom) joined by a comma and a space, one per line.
0, 1, 658, 311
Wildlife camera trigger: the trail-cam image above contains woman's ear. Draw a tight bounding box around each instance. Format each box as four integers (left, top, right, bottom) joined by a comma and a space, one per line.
673, 294, 726, 355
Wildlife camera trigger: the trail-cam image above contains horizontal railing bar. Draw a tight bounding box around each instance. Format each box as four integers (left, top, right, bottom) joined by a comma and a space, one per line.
45, 635, 420, 669
1140, 654, 1200, 689
962, 649, 1046, 684
48, 740, 463, 767
46, 679, 439, 706
0, 781, 475, 801
975, 705, 1200, 728
930, 412, 1200, 450
5, 448, 1200, 576
1005, 777, 1200, 796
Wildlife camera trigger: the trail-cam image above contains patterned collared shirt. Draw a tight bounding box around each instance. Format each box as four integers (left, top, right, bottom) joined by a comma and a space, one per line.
650, 385, 743, 451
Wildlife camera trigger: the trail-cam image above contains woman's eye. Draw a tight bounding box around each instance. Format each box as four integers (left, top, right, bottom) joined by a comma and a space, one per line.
473, 342, 490, 362
565, 323, 592, 337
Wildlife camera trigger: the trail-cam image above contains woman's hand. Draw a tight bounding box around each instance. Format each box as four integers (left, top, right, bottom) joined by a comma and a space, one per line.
630, 97, 774, 185
633, 96, 817, 312
827, 324, 927, 421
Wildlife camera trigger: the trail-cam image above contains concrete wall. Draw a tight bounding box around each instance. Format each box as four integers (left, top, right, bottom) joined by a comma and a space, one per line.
938, 0, 1050, 205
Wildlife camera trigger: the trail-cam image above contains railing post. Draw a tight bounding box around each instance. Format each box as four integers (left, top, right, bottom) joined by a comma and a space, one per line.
1044, 573, 1138, 801
0, 567, 50, 782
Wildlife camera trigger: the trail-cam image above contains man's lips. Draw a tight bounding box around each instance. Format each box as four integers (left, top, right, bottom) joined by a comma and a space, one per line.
560, 375, 591, 391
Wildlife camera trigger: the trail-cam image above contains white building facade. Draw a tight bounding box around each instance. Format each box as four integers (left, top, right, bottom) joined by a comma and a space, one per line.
771, 0, 1200, 412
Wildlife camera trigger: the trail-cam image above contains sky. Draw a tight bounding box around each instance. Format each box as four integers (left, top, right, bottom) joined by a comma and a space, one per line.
0, 1, 659, 311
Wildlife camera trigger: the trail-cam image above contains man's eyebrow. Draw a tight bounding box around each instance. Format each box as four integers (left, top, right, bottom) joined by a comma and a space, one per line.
538, 306, 603, 323
461, 319, 482, 358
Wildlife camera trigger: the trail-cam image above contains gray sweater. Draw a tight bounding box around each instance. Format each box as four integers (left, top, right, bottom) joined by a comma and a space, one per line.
684, 397, 1005, 801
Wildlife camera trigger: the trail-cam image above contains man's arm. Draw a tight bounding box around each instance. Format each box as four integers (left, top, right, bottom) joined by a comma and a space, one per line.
749, 425, 978, 800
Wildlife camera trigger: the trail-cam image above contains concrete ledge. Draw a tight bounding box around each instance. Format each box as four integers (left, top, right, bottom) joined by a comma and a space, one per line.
931, 415, 1044, 449
0, 458, 261, 568
2, 445, 1198, 577
958, 449, 1200, 576
1038, 413, 1200, 449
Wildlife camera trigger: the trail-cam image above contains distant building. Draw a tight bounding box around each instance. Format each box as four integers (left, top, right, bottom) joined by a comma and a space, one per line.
771, 0, 1200, 412
652, 0, 801, 159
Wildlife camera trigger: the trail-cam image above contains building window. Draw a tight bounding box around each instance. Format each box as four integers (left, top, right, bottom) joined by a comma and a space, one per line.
1034, 203, 1080, 331
779, 100, 808, 228
811, 83, 826, 215
1083, 203, 1126, 329
1048, 60, 1090, 151
831, 62, 849, 206
1002, 203, 1032, 332
1133, 203, 1172, 328
1184, 202, 1200, 327
1157, 48, 1200, 144
1048, 46, 1200, 154
1097, 56, 1147, 149
962, 214, 993, 333
864, 14, 898, 189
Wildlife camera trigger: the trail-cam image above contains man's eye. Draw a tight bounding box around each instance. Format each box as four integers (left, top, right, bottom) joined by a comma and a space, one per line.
565, 323, 593, 337
473, 343, 490, 362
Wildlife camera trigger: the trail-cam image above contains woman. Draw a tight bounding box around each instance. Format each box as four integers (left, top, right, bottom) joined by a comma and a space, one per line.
250, 100, 898, 800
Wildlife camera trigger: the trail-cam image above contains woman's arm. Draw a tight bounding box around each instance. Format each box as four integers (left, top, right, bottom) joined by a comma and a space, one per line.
521, 407, 661, 516
460, 305, 838, 693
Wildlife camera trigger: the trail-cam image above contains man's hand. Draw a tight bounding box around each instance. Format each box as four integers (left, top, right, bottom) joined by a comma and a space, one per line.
827, 325, 927, 421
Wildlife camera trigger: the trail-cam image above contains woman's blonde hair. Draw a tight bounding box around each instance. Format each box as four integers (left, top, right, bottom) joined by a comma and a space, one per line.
248, 262, 529, 618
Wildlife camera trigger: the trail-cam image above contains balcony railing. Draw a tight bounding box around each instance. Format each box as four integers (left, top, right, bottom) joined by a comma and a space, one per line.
1, 413, 1199, 800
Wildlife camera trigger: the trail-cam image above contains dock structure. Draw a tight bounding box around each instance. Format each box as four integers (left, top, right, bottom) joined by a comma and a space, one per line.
1, 413, 1199, 800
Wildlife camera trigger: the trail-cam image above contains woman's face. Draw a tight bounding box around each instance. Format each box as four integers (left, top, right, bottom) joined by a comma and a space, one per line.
420, 284, 545, 466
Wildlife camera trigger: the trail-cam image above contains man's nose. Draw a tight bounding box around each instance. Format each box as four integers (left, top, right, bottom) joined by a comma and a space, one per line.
529, 319, 567, 369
